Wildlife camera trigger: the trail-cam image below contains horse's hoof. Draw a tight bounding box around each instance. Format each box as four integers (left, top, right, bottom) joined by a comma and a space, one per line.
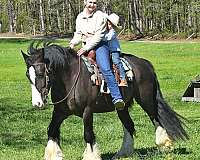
44, 139, 63, 160
112, 149, 134, 160
157, 138, 174, 152
82, 143, 102, 160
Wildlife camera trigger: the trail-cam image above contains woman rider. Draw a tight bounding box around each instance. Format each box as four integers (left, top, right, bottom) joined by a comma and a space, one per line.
69, 0, 125, 110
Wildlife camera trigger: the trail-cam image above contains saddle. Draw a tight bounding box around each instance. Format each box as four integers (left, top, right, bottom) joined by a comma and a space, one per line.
82, 50, 134, 93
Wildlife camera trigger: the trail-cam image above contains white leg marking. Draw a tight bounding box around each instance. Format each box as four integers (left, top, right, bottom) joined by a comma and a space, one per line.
44, 139, 63, 160
29, 66, 44, 107
156, 126, 173, 150
112, 126, 134, 159
82, 143, 101, 160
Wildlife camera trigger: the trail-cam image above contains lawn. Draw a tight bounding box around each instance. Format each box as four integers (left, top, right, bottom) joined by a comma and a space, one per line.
0, 39, 200, 160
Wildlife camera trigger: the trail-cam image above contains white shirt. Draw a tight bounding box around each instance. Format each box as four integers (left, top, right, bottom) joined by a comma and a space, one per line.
70, 9, 107, 51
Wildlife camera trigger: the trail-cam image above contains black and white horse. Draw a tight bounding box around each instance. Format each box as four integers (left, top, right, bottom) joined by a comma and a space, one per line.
22, 42, 188, 160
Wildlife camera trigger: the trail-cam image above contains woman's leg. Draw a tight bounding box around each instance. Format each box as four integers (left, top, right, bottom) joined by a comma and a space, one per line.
95, 44, 123, 104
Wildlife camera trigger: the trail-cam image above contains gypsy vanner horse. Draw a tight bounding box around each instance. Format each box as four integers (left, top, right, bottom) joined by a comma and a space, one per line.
21, 41, 188, 160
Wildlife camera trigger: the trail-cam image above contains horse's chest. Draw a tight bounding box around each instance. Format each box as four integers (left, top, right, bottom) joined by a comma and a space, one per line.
67, 98, 84, 115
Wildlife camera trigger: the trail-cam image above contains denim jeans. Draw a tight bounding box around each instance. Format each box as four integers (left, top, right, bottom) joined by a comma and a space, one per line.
111, 51, 126, 80
95, 41, 123, 103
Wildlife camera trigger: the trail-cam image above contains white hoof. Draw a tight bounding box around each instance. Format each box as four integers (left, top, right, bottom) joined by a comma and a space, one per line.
156, 126, 173, 151
44, 139, 63, 160
82, 143, 102, 160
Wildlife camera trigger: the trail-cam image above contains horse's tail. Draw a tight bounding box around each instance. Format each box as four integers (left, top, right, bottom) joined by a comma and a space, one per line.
155, 78, 189, 141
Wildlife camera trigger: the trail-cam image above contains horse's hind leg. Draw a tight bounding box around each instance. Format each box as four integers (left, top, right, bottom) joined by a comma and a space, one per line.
82, 107, 101, 160
137, 83, 173, 150
44, 105, 68, 160
112, 107, 135, 159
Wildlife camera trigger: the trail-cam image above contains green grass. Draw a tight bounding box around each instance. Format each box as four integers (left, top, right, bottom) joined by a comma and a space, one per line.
0, 39, 200, 159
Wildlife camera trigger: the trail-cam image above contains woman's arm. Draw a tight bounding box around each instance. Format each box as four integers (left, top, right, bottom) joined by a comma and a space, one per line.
69, 15, 83, 48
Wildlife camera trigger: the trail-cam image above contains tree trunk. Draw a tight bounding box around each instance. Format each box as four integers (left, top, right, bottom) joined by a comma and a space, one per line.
63, 2, 66, 32
176, 3, 180, 34
68, 3, 72, 32
57, 9, 61, 32
47, 0, 52, 31
39, 0, 45, 33
7, 0, 14, 32
0, 22, 2, 33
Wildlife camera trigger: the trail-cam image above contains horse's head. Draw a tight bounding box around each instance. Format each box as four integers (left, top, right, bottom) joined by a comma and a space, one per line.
21, 45, 51, 109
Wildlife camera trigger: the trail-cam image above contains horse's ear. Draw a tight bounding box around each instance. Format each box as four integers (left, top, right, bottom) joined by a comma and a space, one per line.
21, 50, 29, 60
21, 50, 31, 65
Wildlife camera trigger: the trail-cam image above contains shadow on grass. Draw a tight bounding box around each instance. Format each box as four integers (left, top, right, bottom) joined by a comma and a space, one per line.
101, 147, 191, 160
0, 97, 51, 149
0, 97, 50, 114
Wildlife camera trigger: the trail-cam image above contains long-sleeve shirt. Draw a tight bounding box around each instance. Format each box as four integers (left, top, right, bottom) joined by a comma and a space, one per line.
70, 9, 107, 51
104, 28, 121, 52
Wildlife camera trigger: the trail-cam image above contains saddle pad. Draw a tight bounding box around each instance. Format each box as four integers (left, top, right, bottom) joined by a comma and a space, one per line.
81, 56, 134, 90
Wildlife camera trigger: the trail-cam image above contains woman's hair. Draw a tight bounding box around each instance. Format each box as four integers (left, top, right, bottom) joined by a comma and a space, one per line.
84, 0, 97, 5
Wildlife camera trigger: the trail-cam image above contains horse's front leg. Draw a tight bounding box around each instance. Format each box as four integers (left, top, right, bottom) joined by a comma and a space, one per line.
44, 105, 68, 160
112, 107, 135, 159
82, 107, 101, 160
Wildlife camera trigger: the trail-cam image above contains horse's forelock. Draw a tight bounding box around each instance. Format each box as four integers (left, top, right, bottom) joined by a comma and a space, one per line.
28, 41, 76, 70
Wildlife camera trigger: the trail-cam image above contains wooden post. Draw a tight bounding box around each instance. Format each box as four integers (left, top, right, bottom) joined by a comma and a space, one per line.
194, 88, 200, 98
193, 82, 200, 98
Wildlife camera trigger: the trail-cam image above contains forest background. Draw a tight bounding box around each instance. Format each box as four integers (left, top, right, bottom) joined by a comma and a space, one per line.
0, 0, 200, 40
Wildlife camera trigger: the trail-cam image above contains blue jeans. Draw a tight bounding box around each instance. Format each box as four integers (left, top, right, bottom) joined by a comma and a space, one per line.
95, 41, 123, 103
111, 51, 126, 80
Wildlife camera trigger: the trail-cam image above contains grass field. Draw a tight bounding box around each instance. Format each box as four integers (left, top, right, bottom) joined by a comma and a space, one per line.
0, 39, 200, 160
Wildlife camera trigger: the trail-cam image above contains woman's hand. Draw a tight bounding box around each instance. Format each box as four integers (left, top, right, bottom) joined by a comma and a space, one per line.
77, 48, 86, 56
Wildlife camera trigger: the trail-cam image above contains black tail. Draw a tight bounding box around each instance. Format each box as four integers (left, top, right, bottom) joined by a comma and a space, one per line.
156, 80, 189, 141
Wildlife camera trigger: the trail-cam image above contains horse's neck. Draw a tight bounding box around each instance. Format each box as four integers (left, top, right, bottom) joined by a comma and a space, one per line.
53, 55, 81, 81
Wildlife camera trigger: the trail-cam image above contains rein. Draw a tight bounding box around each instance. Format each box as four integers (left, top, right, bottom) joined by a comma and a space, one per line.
48, 56, 81, 105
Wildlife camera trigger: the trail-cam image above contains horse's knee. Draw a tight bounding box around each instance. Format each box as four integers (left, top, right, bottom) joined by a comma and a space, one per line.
117, 110, 135, 136
44, 139, 63, 160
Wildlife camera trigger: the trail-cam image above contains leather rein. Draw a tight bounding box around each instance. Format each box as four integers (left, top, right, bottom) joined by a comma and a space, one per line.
48, 56, 81, 105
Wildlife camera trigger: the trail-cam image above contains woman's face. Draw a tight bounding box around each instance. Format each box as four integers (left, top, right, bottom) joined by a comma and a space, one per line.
85, 0, 97, 14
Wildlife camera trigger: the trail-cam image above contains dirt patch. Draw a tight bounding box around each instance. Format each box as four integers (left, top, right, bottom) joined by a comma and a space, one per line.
1, 32, 200, 43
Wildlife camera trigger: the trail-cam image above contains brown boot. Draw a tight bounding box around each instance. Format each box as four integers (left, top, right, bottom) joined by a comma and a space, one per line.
119, 79, 128, 87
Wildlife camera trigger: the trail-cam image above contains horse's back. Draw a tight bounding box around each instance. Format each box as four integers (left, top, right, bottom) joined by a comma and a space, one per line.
123, 53, 156, 82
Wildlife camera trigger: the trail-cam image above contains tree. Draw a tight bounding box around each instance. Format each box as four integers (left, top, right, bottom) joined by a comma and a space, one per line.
0, 0, 200, 37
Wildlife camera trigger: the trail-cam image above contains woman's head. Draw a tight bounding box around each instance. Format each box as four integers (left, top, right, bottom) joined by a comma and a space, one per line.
84, 0, 97, 14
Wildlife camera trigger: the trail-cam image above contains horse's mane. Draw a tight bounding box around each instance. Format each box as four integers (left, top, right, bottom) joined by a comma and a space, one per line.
28, 40, 77, 70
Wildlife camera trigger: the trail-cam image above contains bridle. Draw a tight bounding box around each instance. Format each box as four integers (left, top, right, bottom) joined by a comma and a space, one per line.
30, 56, 81, 105
30, 62, 50, 100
